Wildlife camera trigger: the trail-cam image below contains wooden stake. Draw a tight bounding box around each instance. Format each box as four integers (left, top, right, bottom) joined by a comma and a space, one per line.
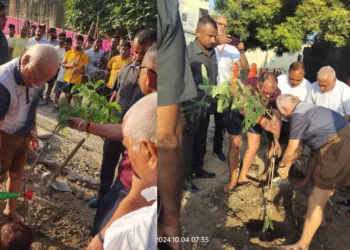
46, 138, 86, 189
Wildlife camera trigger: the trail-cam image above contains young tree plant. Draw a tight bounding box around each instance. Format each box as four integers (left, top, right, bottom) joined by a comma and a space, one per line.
183, 64, 269, 132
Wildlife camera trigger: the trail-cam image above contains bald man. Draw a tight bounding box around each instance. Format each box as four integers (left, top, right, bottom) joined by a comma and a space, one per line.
223, 72, 282, 192
212, 16, 249, 162
0, 44, 59, 221
306, 66, 350, 121
276, 94, 350, 250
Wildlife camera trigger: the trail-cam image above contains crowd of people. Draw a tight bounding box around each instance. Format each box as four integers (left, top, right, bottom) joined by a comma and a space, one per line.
0, 1, 158, 249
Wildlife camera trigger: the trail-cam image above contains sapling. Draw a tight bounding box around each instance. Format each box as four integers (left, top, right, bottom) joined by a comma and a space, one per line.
23, 79, 121, 202
182, 64, 269, 132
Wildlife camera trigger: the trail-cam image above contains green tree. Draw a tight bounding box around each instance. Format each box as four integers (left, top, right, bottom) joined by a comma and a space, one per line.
215, 0, 350, 55
64, 0, 156, 37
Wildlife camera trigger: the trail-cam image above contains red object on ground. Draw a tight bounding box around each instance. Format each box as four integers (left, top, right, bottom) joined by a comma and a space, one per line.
248, 63, 257, 78
22, 190, 34, 201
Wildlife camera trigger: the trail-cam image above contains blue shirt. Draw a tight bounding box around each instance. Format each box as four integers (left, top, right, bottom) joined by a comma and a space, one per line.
289, 102, 348, 150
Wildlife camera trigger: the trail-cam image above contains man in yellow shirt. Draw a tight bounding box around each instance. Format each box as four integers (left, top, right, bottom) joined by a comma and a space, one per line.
105, 41, 132, 97
10, 26, 29, 59
62, 35, 88, 106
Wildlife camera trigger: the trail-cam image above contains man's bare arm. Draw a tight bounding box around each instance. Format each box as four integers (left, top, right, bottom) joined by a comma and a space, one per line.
62, 59, 72, 69
66, 118, 123, 141
280, 139, 303, 168
109, 91, 117, 102
278, 139, 303, 179
158, 104, 183, 228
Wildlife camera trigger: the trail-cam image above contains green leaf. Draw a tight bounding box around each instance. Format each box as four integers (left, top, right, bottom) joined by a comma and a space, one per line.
109, 115, 120, 124
71, 84, 82, 93
108, 102, 122, 113
94, 80, 105, 90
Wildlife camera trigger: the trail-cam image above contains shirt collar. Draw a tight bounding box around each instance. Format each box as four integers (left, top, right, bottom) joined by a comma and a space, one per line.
130, 61, 138, 68
194, 38, 214, 57
34, 37, 46, 43
14, 57, 25, 86
141, 186, 157, 202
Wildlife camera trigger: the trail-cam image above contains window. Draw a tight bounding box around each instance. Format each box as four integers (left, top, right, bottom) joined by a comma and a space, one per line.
182, 13, 187, 22
199, 8, 209, 18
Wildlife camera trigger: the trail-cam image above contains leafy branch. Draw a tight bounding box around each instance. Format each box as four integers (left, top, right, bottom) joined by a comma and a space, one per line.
182, 65, 269, 132
58, 79, 121, 129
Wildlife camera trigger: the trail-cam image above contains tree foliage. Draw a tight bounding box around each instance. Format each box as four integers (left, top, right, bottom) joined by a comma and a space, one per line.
58, 80, 121, 129
215, 0, 350, 55
182, 65, 269, 133
64, 0, 156, 36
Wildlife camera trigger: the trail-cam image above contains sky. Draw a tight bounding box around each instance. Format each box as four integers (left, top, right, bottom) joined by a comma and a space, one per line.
209, 0, 215, 8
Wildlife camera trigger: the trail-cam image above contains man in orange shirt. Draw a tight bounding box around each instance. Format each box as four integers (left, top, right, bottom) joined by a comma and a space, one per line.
104, 41, 132, 99
62, 35, 88, 106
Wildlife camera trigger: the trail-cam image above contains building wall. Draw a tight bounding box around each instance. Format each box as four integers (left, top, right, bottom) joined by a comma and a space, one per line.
179, 0, 210, 44
10, 0, 65, 29
244, 48, 301, 74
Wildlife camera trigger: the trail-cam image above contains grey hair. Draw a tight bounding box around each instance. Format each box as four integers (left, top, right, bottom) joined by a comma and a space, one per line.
25, 44, 59, 69
143, 44, 157, 73
317, 66, 336, 81
123, 92, 157, 152
276, 94, 299, 110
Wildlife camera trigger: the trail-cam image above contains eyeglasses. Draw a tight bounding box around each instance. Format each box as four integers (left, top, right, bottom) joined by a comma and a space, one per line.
258, 84, 277, 98
216, 22, 228, 29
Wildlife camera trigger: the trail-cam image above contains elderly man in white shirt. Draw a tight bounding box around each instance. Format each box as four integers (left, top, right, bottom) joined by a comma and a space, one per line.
293, 66, 350, 189
212, 16, 249, 162
101, 93, 157, 250
306, 66, 350, 121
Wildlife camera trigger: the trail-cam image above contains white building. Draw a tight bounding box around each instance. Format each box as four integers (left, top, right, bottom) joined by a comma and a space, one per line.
178, 0, 210, 44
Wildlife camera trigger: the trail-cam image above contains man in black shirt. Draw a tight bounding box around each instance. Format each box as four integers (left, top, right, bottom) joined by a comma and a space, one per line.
88, 30, 155, 209
183, 16, 218, 192
0, 3, 9, 66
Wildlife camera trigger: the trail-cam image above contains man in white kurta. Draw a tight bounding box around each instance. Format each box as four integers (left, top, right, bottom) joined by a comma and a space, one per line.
104, 186, 157, 250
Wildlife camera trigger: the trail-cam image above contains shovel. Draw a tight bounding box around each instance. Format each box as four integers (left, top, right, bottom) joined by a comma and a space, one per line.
46, 138, 86, 192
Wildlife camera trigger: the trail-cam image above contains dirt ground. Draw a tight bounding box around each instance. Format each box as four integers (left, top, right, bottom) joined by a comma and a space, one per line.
181, 119, 350, 250
0, 105, 103, 249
